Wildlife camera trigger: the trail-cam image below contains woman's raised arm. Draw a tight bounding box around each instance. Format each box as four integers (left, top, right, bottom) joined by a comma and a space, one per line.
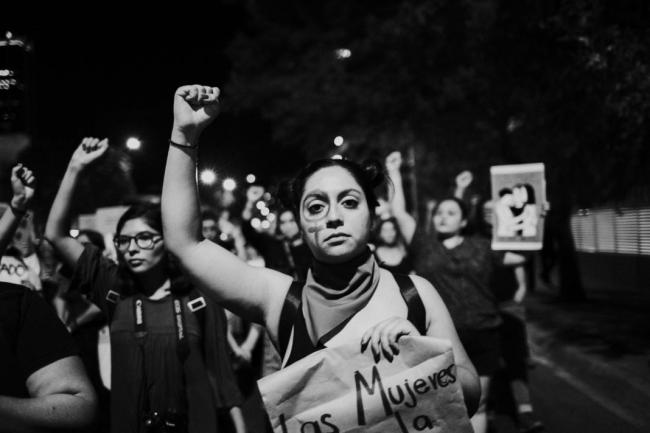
162, 85, 291, 337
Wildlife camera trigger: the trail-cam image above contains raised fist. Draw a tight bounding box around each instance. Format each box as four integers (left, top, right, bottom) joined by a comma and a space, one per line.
10, 163, 35, 209
69, 137, 109, 170
246, 185, 265, 204
385, 151, 403, 174
172, 85, 220, 137
455, 170, 473, 189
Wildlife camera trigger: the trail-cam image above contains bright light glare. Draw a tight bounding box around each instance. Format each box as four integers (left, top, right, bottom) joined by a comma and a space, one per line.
200, 169, 217, 185
251, 218, 261, 229
261, 208, 270, 216
256, 201, 266, 210
333, 136, 344, 147
335, 48, 352, 59
223, 178, 237, 191
261, 220, 271, 229
70, 229, 80, 237
246, 174, 256, 184
332, 154, 343, 160
126, 137, 142, 151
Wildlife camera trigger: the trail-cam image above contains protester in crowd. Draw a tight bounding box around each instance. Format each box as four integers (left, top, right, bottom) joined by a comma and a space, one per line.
161, 85, 480, 419
0, 164, 35, 255
241, 185, 312, 281
372, 152, 415, 274
0, 164, 43, 291
0, 281, 97, 433
46, 137, 243, 433
477, 200, 544, 433
50, 228, 111, 433
241, 185, 315, 378
389, 164, 525, 433
1, 165, 96, 432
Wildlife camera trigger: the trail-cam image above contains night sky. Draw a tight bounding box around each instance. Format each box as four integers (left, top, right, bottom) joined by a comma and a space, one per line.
6, 15, 306, 203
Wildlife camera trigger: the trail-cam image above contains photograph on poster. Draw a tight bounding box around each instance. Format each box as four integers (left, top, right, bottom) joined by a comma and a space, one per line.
490, 163, 546, 251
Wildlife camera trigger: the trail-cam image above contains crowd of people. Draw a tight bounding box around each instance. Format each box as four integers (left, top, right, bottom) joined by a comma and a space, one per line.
0, 84, 544, 433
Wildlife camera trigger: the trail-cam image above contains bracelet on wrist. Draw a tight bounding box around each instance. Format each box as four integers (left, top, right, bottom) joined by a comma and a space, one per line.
169, 139, 198, 149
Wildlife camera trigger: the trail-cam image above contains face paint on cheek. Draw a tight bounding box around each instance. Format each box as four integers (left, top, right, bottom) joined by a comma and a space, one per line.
306, 224, 325, 234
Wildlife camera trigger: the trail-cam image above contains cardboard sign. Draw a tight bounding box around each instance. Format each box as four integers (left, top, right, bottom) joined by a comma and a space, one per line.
490, 163, 547, 251
259, 336, 472, 433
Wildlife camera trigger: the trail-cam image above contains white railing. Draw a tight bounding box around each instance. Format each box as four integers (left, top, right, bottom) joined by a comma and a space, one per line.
571, 207, 650, 255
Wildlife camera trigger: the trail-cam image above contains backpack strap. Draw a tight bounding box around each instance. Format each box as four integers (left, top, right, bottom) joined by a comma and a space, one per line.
104, 289, 121, 322
392, 273, 427, 335
278, 280, 304, 357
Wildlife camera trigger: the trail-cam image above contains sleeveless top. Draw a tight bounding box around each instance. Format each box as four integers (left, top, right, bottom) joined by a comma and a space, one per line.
277, 272, 426, 368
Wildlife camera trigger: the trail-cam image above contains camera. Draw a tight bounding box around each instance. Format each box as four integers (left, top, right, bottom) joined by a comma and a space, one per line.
142, 410, 188, 433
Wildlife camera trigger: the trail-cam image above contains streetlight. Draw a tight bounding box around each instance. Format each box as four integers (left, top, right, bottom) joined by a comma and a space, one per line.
223, 178, 237, 192
332, 154, 343, 160
200, 169, 217, 185
256, 201, 266, 210
246, 174, 256, 184
334, 136, 344, 147
126, 137, 142, 151
335, 48, 352, 59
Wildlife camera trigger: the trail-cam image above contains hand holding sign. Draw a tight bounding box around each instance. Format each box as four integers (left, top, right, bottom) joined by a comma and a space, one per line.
260, 336, 472, 433
10, 164, 36, 211
361, 316, 420, 363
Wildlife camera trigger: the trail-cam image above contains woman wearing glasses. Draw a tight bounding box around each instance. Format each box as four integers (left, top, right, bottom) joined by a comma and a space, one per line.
45, 138, 243, 433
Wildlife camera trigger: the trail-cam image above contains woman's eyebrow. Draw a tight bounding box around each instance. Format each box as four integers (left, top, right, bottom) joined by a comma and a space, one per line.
337, 188, 362, 200
302, 190, 328, 201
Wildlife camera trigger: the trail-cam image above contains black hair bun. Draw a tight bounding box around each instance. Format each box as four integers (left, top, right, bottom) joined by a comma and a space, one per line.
361, 159, 386, 190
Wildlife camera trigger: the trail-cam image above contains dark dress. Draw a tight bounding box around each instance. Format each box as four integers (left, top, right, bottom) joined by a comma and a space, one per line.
411, 230, 502, 375
70, 245, 242, 433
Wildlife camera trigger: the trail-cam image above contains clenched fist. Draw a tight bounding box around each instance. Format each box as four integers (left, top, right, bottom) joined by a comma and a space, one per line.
171, 85, 220, 145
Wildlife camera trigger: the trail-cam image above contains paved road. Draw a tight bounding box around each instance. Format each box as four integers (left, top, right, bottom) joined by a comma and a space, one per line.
490, 355, 647, 433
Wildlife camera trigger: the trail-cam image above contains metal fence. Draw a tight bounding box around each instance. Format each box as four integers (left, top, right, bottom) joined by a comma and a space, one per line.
571, 207, 650, 255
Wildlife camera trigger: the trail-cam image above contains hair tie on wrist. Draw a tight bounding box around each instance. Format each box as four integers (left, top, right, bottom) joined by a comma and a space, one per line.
169, 139, 198, 149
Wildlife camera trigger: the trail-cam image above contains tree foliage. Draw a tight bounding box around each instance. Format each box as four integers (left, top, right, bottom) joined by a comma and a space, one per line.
226, 0, 650, 207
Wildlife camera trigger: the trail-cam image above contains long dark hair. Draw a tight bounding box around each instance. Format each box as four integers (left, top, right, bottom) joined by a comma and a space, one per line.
114, 203, 184, 296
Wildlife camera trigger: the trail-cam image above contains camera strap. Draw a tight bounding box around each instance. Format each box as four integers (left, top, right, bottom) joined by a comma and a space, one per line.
172, 297, 190, 362
132, 295, 191, 362
133, 297, 147, 341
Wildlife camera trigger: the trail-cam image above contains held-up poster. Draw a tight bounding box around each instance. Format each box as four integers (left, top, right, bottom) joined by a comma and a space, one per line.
258, 336, 472, 433
490, 163, 547, 251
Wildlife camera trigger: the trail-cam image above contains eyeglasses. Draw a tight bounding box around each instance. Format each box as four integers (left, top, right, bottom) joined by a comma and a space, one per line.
113, 232, 162, 252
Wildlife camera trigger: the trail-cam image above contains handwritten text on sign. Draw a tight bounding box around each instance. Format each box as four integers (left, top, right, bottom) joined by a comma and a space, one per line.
259, 336, 472, 433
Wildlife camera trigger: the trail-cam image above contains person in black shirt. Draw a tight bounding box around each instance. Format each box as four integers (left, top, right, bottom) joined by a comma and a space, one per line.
0, 282, 96, 432
46, 138, 242, 433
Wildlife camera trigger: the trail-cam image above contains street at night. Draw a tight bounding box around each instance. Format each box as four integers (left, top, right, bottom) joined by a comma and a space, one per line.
2, 3, 650, 433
